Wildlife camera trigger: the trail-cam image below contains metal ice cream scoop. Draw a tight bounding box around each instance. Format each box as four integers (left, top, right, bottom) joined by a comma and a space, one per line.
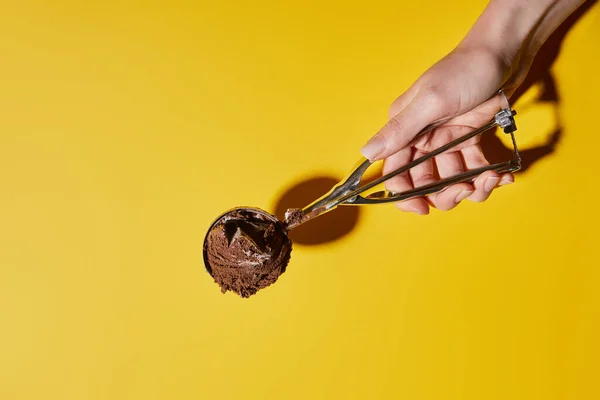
284, 89, 521, 230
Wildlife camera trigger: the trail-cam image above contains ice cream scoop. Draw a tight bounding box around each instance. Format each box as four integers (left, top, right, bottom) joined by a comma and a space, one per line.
203, 90, 521, 297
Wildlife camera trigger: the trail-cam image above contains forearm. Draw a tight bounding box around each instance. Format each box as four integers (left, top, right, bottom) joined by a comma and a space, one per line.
460, 0, 587, 78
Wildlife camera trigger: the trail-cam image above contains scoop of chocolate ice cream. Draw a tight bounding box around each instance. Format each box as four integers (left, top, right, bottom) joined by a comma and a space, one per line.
203, 208, 292, 298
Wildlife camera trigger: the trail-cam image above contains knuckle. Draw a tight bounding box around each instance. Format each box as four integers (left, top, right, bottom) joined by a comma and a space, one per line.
429, 194, 456, 211
419, 82, 453, 116
412, 173, 435, 188
386, 116, 405, 135
384, 174, 410, 192
381, 117, 406, 146
423, 86, 443, 104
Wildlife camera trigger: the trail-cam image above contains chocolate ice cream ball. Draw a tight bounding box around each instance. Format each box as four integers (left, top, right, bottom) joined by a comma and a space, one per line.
203, 207, 292, 298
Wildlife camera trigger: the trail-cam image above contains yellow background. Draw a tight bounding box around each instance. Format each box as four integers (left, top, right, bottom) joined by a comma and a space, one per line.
1, 1, 599, 399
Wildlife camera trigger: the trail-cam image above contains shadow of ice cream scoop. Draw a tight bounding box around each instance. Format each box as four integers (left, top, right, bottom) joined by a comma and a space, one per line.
274, 177, 360, 246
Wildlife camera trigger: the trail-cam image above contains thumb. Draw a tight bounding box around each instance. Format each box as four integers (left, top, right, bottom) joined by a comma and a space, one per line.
361, 88, 450, 161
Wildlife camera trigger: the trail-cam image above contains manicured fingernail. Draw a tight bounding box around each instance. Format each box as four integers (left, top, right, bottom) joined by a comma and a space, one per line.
360, 135, 385, 161
455, 189, 474, 203
499, 176, 514, 186
484, 176, 500, 192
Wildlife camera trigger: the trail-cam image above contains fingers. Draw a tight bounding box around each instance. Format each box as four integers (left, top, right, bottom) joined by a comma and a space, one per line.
409, 150, 436, 189
461, 144, 514, 202
383, 148, 429, 215
384, 146, 515, 215
498, 174, 514, 187
403, 149, 437, 215
380, 131, 516, 216
469, 171, 514, 201
428, 152, 473, 211
388, 84, 420, 120
469, 171, 500, 202
361, 88, 450, 161
428, 183, 474, 211
435, 152, 464, 179
460, 142, 488, 169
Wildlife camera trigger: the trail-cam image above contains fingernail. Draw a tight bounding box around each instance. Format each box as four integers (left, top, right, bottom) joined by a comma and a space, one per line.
360, 135, 385, 161
499, 176, 514, 186
455, 189, 474, 203
484, 176, 500, 192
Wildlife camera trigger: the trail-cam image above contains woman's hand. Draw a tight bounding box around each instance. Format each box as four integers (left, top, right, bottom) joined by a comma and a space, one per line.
361, 0, 587, 215
362, 45, 515, 215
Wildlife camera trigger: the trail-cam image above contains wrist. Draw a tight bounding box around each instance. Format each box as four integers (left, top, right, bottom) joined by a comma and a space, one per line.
459, 0, 587, 82
459, 1, 546, 72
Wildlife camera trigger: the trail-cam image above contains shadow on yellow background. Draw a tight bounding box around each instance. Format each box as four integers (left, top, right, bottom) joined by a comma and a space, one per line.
1, 1, 599, 400
274, 177, 360, 245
